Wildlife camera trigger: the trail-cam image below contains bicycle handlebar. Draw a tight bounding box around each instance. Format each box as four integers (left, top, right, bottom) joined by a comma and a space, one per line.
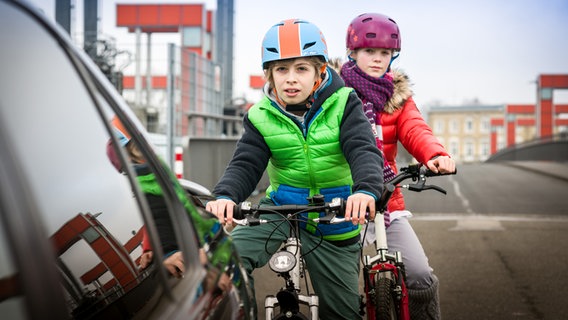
232, 195, 345, 224
377, 163, 457, 212
230, 164, 457, 223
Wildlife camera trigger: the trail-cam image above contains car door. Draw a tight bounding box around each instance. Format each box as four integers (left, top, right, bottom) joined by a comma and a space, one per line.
0, 1, 254, 319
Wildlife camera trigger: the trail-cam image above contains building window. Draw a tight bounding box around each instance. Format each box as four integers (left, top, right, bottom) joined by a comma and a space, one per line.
465, 117, 473, 133
465, 141, 474, 157
450, 119, 459, 134
449, 139, 459, 158
182, 27, 202, 47
81, 227, 100, 244
481, 140, 489, 157
481, 117, 490, 133
540, 87, 553, 100
434, 119, 444, 134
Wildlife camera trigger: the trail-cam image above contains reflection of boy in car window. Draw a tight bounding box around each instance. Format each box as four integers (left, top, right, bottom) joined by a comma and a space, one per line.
106, 116, 230, 283
106, 116, 183, 275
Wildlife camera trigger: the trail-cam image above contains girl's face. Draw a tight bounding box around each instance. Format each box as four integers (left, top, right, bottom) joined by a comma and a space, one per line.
270, 58, 318, 106
350, 48, 393, 78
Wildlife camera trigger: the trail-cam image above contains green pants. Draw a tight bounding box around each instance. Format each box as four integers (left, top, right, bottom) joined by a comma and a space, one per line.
231, 213, 362, 319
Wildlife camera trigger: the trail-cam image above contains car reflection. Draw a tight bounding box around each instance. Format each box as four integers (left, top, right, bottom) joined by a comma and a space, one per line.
48, 209, 254, 319
51, 212, 155, 318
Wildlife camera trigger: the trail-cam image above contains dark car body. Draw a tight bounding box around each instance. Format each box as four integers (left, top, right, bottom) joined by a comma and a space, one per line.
0, 1, 254, 319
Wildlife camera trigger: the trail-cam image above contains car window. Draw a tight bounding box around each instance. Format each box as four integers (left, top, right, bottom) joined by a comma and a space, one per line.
0, 2, 257, 319
0, 2, 200, 318
0, 218, 26, 319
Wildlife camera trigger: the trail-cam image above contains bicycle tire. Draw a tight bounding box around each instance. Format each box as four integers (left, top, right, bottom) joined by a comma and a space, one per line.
374, 273, 397, 320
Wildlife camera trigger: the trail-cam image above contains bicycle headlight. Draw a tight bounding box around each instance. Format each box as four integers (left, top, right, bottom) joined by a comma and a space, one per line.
269, 251, 296, 273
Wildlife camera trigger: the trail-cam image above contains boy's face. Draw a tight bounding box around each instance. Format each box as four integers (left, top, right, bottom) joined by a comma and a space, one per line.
350, 48, 393, 78
270, 58, 318, 106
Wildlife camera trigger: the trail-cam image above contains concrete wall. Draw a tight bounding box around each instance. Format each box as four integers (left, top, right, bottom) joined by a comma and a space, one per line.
486, 139, 568, 162
183, 137, 269, 193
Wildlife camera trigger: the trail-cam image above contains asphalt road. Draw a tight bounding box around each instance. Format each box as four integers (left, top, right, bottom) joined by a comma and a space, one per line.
247, 161, 568, 319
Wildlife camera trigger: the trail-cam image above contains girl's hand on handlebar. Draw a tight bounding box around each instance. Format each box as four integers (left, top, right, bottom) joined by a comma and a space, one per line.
206, 198, 237, 225
345, 193, 376, 225
426, 155, 456, 174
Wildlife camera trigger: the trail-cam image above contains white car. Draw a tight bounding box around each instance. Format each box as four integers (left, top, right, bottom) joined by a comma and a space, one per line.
0, 1, 254, 319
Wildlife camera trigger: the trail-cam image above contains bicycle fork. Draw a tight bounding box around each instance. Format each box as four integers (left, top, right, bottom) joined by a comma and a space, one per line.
265, 236, 319, 319
363, 213, 410, 320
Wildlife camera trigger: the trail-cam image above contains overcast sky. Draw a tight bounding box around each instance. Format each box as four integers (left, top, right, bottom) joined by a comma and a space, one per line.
30, 0, 568, 108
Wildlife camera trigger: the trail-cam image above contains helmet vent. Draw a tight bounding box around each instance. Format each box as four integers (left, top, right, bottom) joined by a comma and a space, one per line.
266, 47, 279, 53
362, 17, 372, 23
303, 42, 316, 50
365, 33, 376, 39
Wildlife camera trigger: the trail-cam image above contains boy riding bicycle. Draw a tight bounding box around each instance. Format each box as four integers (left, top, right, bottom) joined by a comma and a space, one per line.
206, 18, 383, 319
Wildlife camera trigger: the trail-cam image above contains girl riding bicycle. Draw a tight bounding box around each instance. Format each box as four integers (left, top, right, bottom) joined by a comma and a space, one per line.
334, 13, 456, 319
206, 18, 383, 319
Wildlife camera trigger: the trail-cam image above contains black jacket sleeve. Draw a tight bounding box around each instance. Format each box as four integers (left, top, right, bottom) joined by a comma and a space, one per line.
339, 90, 384, 199
211, 113, 271, 203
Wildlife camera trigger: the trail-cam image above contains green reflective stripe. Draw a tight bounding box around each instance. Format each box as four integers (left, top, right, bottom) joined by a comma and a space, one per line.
322, 225, 361, 241
306, 211, 320, 234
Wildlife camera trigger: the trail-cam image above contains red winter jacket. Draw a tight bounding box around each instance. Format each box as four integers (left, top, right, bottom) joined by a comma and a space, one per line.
381, 70, 449, 212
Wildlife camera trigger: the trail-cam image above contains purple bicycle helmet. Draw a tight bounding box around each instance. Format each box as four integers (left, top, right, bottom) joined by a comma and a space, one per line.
346, 13, 401, 52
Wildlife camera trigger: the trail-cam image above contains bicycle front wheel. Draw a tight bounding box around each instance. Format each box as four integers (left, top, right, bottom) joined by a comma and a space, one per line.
374, 272, 397, 320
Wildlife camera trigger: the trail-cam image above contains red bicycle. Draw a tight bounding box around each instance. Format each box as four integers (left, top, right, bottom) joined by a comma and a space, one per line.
361, 164, 454, 320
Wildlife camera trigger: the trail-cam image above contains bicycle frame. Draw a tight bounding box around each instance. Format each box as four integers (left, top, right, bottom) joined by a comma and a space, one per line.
361, 164, 454, 320
233, 196, 345, 319
264, 218, 319, 319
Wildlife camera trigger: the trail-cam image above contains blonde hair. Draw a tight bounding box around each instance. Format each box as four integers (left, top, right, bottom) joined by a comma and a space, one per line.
125, 141, 146, 165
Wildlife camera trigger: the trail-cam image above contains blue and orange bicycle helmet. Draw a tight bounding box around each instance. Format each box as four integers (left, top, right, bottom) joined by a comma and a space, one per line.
261, 19, 329, 69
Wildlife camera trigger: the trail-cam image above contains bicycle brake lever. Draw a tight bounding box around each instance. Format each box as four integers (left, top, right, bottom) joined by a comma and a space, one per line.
312, 216, 368, 224
406, 183, 447, 195
406, 183, 424, 192
233, 216, 267, 226
313, 215, 335, 224
423, 185, 447, 194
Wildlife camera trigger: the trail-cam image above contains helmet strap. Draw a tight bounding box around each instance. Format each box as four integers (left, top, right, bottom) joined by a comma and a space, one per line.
311, 63, 328, 93
386, 52, 400, 74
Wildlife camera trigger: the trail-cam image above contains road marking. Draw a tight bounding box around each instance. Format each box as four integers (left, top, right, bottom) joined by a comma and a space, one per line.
412, 214, 568, 222
450, 215, 504, 231
450, 175, 474, 214
411, 213, 568, 231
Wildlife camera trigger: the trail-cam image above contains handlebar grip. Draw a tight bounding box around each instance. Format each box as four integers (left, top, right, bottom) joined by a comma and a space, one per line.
423, 167, 457, 177
231, 201, 252, 220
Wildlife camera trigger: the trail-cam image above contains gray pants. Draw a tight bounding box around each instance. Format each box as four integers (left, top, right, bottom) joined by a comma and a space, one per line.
387, 217, 441, 319
386, 217, 434, 289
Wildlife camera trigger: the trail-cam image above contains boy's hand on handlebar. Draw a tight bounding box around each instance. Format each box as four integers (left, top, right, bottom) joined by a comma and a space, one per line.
426, 156, 456, 174
345, 193, 375, 225
164, 251, 185, 278
206, 198, 237, 225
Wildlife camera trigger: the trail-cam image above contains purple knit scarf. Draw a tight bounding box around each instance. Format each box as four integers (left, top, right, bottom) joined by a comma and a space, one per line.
341, 60, 397, 226
341, 61, 396, 181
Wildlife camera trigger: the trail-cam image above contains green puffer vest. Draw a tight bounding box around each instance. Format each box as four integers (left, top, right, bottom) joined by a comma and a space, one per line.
248, 87, 360, 241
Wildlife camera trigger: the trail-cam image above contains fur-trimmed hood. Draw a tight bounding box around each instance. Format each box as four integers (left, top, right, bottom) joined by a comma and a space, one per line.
328, 58, 413, 114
